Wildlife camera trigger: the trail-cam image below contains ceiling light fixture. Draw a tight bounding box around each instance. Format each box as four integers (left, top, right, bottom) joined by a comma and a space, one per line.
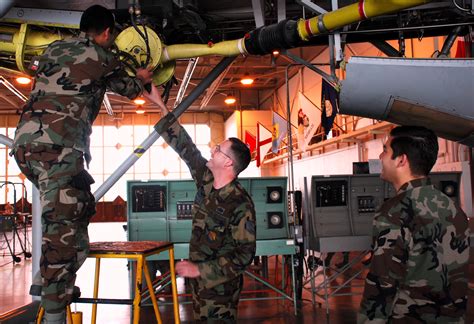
272, 50, 280, 55
240, 73, 254, 85
224, 94, 236, 105
16, 76, 31, 85
135, 105, 145, 114
133, 98, 146, 105
0, 76, 28, 102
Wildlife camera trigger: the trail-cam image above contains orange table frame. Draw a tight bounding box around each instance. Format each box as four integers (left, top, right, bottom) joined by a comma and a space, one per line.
37, 241, 180, 324
87, 241, 180, 324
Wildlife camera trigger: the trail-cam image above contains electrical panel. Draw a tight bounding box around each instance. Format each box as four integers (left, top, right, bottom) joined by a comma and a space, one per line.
176, 201, 194, 219
306, 172, 462, 250
127, 177, 289, 247
131, 185, 166, 212
314, 180, 347, 207
357, 196, 377, 213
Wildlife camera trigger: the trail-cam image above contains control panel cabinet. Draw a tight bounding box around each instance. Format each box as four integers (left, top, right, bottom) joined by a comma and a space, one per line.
127, 177, 289, 244
307, 172, 462, 250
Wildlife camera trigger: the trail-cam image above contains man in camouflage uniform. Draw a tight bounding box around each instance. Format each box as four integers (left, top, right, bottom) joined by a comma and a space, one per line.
12, 5, 152, 323
147, 84, 256, 323
358, 126, 470, 323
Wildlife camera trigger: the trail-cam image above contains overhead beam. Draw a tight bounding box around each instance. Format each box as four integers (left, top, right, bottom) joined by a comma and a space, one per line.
0, 75, 27, 102
296, 0, 327, 14
199, 63, 233, 110
370, 40, 402, 57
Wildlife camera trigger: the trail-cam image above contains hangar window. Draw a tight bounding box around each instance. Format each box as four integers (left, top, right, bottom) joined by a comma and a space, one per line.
88, 123, 211, 202
0, 123, 210, 204
0, 127, 27, 205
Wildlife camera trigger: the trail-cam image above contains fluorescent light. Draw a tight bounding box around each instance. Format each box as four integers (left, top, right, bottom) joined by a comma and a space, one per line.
16, 77, 31, 85
224, 94, 236, 105
240, 73, 254, 85
135, 105, 145, 114
134, 98, 146, 105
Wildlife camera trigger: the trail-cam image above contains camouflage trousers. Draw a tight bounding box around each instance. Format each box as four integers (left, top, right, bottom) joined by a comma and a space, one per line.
190, 274, 243, 323
14, 144, 95, 313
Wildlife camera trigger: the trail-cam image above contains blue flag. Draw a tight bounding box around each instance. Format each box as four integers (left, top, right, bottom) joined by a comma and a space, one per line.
272, 111, 288, 154
321, 79, 339, 135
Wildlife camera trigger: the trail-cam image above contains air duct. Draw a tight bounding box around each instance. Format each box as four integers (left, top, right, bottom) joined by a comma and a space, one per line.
339, 57, 474, 146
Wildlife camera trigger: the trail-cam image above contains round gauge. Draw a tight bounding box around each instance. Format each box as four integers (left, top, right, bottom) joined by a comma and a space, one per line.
443, 184, 455, 196
269, 190, 280, 201
270, 214, 281, 226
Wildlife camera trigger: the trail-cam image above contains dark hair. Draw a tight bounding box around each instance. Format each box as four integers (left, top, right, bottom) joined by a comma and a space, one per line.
228, 137, 251, 176
80, 5, 115, 35
389, 125, 438, 176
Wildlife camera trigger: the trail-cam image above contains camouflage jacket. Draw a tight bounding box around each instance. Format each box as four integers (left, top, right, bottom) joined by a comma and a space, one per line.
156, 114, 256, 289
358, 177, 470, 323
13, 35, 144, 164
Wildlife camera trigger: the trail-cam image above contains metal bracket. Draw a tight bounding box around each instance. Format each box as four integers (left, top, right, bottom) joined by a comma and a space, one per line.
15, 23, 28, 73
331, 0, 343, 64
281, 49, 338, 86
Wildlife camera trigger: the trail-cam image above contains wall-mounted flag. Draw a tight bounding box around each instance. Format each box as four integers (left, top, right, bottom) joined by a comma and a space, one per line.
271, 111, 289, 154
297, 92, 321, 151
321, 79, 339, 136
256, 122, 273, 167
244, 130, 256, 157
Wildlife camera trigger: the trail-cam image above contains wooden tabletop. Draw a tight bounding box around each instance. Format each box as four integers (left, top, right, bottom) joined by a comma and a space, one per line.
89, 241, 173, 255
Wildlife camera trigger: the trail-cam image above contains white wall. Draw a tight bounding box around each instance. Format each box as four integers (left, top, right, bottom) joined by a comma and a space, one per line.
224, 110, 271, 179
365, 138, 384, 160
225, 111, 238, 138
224, 110, 272, 139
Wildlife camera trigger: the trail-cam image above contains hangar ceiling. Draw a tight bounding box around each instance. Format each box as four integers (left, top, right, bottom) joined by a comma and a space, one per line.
0, 0, 473, 117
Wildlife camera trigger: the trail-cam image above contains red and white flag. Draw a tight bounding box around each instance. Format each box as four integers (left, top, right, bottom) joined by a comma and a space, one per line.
244, 130, 256, 158
256, 122, 273, 167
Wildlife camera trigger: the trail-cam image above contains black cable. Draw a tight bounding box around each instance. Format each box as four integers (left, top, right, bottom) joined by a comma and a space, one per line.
142, 19, 151, 67
130, 10, 151, 68
118, 50, 140, 70
161, 76, 178, 105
